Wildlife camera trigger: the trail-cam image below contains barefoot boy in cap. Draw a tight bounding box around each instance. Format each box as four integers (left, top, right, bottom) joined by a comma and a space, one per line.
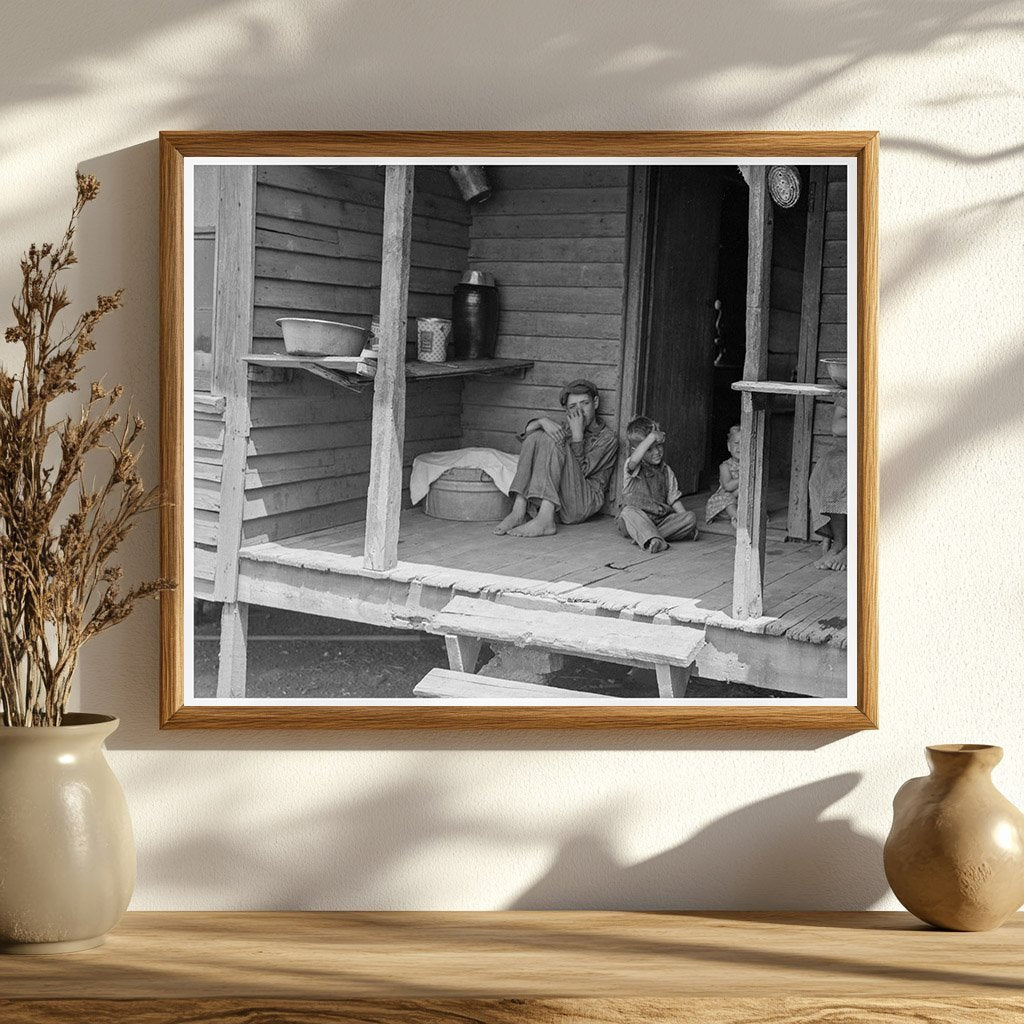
494, 379, 618, 538
616, 416, 698, 553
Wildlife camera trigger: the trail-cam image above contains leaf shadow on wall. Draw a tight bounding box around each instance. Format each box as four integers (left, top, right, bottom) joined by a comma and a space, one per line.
511, 774, 886, 910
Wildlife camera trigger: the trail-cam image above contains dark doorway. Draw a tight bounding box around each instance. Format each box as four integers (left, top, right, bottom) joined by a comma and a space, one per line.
636, 166, 749, 494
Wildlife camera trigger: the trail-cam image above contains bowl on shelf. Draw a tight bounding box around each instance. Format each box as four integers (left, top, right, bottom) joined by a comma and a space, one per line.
820, 357, 848, 387
276, 318, 366, 357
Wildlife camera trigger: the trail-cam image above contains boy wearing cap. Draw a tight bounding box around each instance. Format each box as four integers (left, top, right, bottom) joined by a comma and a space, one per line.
494, 379, 618, 538
617, 415, 698, 553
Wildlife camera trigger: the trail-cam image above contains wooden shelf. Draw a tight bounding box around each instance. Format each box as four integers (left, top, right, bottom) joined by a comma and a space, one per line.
0, 911, 1020, 1021
732, 379, 846, 398
244, 354, 533, 388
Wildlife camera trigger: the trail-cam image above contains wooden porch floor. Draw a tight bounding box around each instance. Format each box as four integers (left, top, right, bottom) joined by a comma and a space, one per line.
242, 504, 847, 649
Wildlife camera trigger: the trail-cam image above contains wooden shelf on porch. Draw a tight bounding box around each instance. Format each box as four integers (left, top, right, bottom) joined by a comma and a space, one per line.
243, 354, 533, 388
732, 379, 845, 398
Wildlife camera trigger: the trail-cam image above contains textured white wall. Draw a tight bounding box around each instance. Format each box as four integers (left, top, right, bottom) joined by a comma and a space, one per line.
2, 0, 1021, 910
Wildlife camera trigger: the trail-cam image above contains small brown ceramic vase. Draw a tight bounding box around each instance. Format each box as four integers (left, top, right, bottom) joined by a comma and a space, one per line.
0, 714, 135, 953
884, 744, 1024, 930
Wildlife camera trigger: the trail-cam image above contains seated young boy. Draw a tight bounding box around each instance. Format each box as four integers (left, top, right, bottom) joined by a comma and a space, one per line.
616, 416, 698, 553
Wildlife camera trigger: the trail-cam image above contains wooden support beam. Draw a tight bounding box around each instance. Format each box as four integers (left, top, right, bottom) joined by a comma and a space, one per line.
655, 664, 693, 699
445, 635, 483, 674
212, 165, 257, 603
364, 165, 414, 571
788, 166, 828, 540
216, 601, 249, 698
733, 167, 773, 620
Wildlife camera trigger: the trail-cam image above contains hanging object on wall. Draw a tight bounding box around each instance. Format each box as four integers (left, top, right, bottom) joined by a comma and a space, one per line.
767, 165, 801, 208
449, 166, 492, 204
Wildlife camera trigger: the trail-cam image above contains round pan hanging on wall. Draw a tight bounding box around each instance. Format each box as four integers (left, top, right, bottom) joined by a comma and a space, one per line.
768, 165, 801, 208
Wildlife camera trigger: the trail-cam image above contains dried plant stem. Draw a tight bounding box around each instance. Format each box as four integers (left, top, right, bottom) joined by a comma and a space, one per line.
0, 173, 174, 726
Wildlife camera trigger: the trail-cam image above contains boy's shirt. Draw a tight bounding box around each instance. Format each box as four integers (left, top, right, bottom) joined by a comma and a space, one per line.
620, 460, 682, 516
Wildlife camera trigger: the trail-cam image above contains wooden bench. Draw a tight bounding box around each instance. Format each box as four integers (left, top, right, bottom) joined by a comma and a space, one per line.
425, 596, 706, 698
414, 668, 625, 701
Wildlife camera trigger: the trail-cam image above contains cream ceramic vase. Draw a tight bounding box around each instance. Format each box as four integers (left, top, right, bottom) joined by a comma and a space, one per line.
0, 713, 135, 953
884, 744, 1024, 931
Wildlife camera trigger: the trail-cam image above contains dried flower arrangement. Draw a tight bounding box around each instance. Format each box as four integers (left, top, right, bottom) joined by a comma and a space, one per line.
0, 174, 173, 727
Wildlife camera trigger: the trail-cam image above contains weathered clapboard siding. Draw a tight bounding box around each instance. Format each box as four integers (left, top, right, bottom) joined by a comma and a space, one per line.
810, 167, 849, 469
239, 166, 471, 545
194, 401, 225, 583
244, 377, 463, 542
461, 166, 629, 454
762, 178, 813, 481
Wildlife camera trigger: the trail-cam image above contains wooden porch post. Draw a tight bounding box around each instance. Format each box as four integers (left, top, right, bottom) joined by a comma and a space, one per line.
211, 165, 256, 698
733, 167, 773, 620
787, 166, 828, 540
364, 165, 414, 571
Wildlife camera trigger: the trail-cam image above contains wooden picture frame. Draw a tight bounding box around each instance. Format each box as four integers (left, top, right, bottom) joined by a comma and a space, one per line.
160, 131, 878, 730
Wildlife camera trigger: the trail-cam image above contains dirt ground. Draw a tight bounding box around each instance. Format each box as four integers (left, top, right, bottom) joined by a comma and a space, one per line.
194, 604, 805, 700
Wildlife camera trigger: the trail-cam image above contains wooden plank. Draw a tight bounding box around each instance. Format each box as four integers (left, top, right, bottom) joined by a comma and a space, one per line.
416, 667, 624, 701
364, 165, 414, 571
248, 386, 456, 428
733, 166, 772, 620
823, 239, 847, 267
470, 236, 626, 263
767, 308, 801, 353
427, 596, 705, 670
497, 311, 623, 339
241, 497, 368, 544
466, 260, 624, 288
246, 413, 462, 457
443, 637, 483, 675
256, 228, 339, 258
211, 166, 256, 604
491, 335, 621, 363
824, 210, 847, 240
215, 601, 248, 699
460, 405, 618, 437
481, 187, 629, 216
826, 179, 848, 210
732, 380, 842, 398
821, 267, 847, 294
491, 165, 630, 189
256, 213, 339, 243
257, 165, 384, 207
193, 393, 226, 415
788, 166, 828, 541
470, 212, 627, 239
497, 285, 623, 315
819, 294, 847, 324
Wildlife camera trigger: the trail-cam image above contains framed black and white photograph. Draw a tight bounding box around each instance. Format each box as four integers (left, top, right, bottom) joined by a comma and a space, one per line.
160, 131, 878, 729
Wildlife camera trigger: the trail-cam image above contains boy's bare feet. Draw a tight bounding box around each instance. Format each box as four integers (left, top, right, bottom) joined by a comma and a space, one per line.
494, 496, 528, 535
509, 515, 556, 538
494, 510, 526, 535
645, 537, 669, 553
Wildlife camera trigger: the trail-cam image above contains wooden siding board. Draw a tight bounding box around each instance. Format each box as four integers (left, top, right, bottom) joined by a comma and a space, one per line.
489, 166, 629, 189
470, 213, 627, 239
243, 163, 471, 548
479, 187, 628, 216
470, 236, 626, 263
497, 286, 624, 315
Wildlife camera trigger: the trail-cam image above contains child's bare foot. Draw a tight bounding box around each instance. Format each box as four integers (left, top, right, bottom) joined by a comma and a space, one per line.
815, 541, 847, 571
509, 517, 556, 538
645, 537, 669, 553
494, 509, 526, 535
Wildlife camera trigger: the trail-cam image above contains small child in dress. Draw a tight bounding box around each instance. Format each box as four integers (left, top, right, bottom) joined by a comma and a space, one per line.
705, 424, 742, 530
810, 394, 847, 570
616, 416, 698, 553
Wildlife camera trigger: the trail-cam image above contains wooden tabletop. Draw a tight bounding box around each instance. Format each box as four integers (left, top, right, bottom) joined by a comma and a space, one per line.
1, 911, 1022, 1022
